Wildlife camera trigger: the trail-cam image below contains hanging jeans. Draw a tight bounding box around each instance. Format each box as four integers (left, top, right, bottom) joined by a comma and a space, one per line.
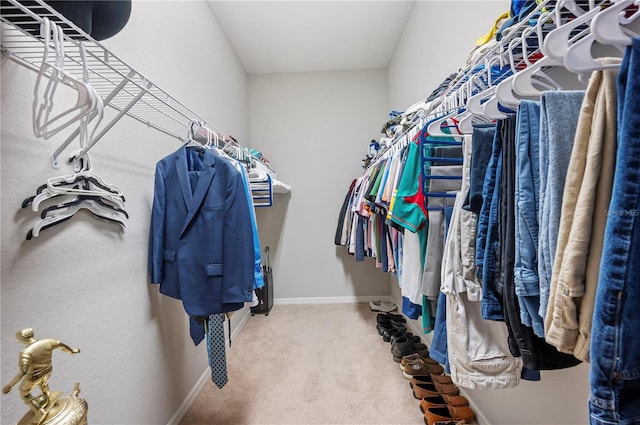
514, 100, 544, 337
465, 123, 497, 214
478, 120, 505, 321
538, 91, 585, 322
501, 115, 582, 382
590, 41, 640, 425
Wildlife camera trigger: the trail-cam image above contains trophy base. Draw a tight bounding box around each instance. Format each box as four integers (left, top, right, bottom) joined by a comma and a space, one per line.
18, 394, 88, 425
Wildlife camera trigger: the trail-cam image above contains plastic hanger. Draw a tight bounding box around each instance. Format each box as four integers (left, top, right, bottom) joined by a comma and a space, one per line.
541, 2, 600, 60
49, 41, 105, 168
27, 203, 126, 240
563, 32, 624, 73
511, 54, 566, 98
592, 0, 639, 46
185, 119, 207, 147
29, 153, 125, 211
40, 196, 129, 220
543, 4, 602, 61
426, 114, 464, 139
32, 20, 96, 140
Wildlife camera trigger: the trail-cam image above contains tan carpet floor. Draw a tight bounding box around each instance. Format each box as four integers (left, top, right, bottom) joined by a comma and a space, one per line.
179, 302, 427, 425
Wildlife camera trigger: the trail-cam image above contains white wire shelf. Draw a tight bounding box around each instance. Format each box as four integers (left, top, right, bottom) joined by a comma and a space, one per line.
0, 0, 220, 145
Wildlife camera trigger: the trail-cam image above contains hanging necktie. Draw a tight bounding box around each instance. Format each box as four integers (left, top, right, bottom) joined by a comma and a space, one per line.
206, 313, 228, 389
189, 316, 205, 346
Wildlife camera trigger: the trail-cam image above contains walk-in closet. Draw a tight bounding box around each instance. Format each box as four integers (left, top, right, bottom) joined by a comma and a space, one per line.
2, 1, 638, 424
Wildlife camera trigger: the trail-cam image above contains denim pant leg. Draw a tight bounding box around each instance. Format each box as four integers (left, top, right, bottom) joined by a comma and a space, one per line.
480, 121, 505, 320
590, 41, 640, 425
538, 91, 585, 320
514, 100, 544, 337
466, 123, 497, 214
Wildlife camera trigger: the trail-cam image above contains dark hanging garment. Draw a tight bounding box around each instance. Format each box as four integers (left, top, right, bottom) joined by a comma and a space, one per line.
335, 179, 356, 246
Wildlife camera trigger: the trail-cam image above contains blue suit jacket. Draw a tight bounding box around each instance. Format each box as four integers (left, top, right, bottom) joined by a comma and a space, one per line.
149, 145, 255, 316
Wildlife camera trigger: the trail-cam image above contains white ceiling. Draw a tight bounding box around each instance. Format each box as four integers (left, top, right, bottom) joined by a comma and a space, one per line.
206, 1, 416, 74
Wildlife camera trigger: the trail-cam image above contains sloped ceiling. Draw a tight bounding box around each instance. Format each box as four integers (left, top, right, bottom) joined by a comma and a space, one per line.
206, 1, 416, 74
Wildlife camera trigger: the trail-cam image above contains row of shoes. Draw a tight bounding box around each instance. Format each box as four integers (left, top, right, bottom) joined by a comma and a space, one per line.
376, 312, 476, 425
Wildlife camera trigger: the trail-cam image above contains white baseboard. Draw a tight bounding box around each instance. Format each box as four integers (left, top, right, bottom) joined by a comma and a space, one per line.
459, 388, 490, 425
167, 305, 252, 425
274, 295, 393, 305
166, 367, 210, 425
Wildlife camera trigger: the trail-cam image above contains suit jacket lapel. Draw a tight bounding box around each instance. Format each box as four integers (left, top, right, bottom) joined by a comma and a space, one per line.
180, 148, 216, 237
176, 146, 193, 208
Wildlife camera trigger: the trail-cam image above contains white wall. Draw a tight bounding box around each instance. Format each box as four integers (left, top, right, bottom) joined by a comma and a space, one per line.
1, 2, 248, 424
249, 70, 391, 301
387, 2, 591, 424
388, 0, 510, 110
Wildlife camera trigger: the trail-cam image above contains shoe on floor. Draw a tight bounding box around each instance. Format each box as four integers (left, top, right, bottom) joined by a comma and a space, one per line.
391, 332, 420, 348
370, 299, 397, 312
400, 353, 439, 370
419, 394, 469, 413
392, 338, 429, 362
376, 312, 405, 323
424, 405, 475, 425
377, 320, 406, 337
432, 421, 467, 425
403, 359, 446, 378
409, 374, 453, 388
381, 326, 407, 342
412, 381, 459, 399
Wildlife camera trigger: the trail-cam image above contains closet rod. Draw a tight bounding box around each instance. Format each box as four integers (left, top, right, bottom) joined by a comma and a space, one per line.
0, 0, 226, 152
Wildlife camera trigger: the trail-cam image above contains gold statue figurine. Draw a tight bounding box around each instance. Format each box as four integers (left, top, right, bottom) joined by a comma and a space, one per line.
3, 329, 88, 425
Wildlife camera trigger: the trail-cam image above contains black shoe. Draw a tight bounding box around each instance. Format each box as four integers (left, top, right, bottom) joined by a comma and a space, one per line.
391, 337, 429, 362
377, 321, 406, 336
390, 331, 420, 346
382, 326, 407, 342
377, 312, 406, 323
376, 317, 405, 331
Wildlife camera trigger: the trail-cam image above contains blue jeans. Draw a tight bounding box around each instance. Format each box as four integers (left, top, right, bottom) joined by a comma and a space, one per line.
538, 90, 585, 322
477, 121, 505, 320
464, 123, 497, 214
590, 41, 640, 425
514, 100, 544, 337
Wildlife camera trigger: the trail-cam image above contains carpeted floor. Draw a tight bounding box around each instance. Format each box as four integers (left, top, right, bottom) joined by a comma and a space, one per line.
179, 302, 426, 425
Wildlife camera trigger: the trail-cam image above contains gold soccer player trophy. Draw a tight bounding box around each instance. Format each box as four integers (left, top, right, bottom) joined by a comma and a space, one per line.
3, 328, 88, 425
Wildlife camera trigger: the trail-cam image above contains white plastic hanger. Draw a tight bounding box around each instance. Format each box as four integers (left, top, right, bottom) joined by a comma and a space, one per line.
511, 55, 565, 97
592, 0, 639, 46
563, 33, 624, 73
543, 4, 602, 61
29, 153, 125, 211
32, 19, 96, 140
49, 39, 104, 168
27, 202, 126, 240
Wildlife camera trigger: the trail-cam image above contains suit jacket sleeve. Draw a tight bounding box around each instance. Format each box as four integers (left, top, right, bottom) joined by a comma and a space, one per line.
149, 161, 166, 284
222, 165, 255, 304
